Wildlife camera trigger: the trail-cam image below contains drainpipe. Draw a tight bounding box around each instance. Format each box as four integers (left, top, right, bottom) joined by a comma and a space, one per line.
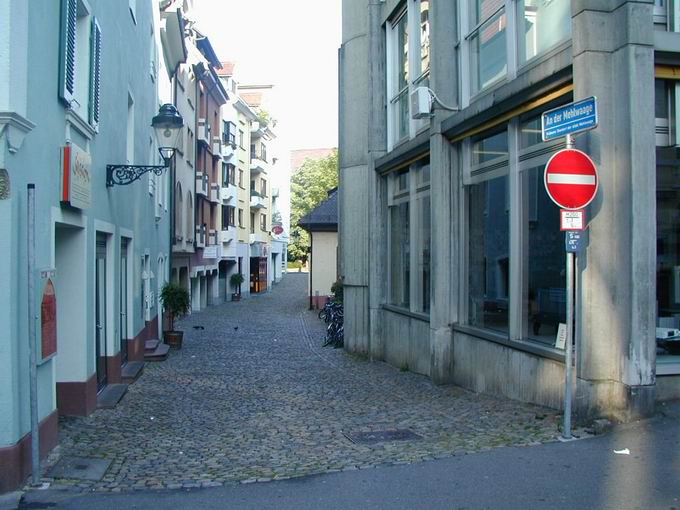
27, 184, 40, 485
308, 232, 313, 310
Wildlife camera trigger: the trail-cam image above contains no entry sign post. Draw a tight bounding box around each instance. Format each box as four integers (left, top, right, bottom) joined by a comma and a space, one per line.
542, 99, 599, 440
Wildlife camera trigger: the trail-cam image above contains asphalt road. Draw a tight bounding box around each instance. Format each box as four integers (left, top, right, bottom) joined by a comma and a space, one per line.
18, 402, 680, 510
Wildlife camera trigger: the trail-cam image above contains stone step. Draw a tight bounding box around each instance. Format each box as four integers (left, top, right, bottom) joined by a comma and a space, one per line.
144, 343, 170, 362
96, 384, 128, 409
121, 361, 144, 384
145, 339, 160, 352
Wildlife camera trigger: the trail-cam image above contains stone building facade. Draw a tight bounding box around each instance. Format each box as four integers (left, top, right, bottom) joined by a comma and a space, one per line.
339, 0, 680, 421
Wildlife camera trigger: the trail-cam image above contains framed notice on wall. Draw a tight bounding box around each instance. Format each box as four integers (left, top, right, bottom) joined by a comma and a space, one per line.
40, 277, 57, 361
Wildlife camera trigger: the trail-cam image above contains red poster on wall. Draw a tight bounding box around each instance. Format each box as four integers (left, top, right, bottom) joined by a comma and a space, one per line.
41, 279, 57, 360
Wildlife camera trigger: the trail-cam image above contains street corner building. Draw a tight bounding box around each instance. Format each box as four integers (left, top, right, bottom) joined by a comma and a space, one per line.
0, 0, 187, 492
339, 0, 680, 422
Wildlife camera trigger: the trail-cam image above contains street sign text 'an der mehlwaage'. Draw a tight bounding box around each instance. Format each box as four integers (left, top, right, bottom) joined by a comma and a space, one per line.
541, 97, 598, 142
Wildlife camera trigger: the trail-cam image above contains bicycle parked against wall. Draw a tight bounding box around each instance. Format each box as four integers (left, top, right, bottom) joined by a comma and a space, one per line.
319, 301, 343, 348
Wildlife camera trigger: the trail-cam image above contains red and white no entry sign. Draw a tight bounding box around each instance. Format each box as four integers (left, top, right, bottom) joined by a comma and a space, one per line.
544, 149, 598, 210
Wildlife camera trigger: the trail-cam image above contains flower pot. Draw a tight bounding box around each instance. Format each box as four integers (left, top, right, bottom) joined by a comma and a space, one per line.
164, 330, 183, 349
231, 293, 241, 302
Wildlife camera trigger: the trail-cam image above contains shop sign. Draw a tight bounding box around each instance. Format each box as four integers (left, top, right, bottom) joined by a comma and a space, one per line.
61, 144, 92, 209
544, 149, 598, 210
542, 97, 598, 142
272, 225, 284, 235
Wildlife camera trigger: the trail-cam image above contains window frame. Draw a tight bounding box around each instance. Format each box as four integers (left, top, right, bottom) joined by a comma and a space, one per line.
458, 0, 571, 108
459, 103, 571, 355
386, 0, 431, 150
386, 157, 431, 315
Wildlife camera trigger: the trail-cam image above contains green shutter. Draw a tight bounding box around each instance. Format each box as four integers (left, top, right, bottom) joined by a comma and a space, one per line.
58, 0, 77, 104
89, 18, 102, 127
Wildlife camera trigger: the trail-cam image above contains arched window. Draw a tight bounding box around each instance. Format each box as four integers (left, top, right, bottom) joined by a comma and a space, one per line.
186, 191, 193, 243
175, 182, 183, 241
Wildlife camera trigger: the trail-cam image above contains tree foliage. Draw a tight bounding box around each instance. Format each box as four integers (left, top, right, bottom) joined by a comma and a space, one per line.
289, 150, 339, 261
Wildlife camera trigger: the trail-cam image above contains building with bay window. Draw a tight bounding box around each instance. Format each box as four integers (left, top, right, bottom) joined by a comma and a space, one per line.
340, 0, 680, 421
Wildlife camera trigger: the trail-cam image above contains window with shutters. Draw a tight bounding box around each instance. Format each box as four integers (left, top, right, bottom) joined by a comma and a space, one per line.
58, 0, 101, 130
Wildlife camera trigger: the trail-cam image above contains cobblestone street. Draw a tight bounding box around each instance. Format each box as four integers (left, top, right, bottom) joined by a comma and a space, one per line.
40, 274, 560, 492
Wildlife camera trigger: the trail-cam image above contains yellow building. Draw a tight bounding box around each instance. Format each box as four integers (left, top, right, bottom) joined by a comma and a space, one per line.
298, 189, 339, 309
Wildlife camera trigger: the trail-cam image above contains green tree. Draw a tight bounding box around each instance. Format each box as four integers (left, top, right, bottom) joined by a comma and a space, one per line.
289, 150, 339, 261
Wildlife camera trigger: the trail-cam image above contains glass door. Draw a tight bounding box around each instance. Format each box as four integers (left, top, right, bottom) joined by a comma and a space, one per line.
95, 234, 108, 390
119, 238, 129, 365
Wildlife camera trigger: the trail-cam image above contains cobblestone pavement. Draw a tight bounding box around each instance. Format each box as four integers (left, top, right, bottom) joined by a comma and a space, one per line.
37, 274, 560, 492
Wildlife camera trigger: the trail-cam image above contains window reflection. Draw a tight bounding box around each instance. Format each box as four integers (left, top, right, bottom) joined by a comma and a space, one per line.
468, 175, 509, 333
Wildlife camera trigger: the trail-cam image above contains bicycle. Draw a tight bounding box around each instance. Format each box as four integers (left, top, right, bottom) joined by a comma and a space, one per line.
320, 301, 344, 348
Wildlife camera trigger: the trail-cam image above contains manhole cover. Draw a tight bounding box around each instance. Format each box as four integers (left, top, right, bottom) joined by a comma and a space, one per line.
344, 429, 423, 444
48, 457, 111, 481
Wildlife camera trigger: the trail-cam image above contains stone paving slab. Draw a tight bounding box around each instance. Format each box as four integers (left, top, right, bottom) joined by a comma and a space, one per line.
33, 274, 560, 493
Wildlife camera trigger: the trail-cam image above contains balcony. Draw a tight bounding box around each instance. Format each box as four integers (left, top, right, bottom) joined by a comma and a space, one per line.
212, 136, 222, 159
221, 142, 234, 159
222, 132, 236, 158
249, 231, 268, 244
195, 172, 208, 197
250, 190, 267, 209
208, 229, 218, 246
195, 224, 206, 248
250, 120, 266, 138
250, 155, 267, 175
210, 183, 221, 203
220, 184, 237, 203
220, 228, 237, 244
198, 118, 211, 146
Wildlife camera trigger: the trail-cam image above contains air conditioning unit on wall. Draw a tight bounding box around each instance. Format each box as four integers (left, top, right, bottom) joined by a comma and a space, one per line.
411, 87, 432, 120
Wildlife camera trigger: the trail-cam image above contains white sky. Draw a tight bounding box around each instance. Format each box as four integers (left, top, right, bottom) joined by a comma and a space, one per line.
192, 0, 341, 152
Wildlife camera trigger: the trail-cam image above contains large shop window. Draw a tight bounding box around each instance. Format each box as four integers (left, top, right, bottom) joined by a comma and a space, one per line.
387, 158, 431, 314
386, 0, 430, 148
467, 127, 509, 333
656, 147, 680, 374
463, 108, 567, 350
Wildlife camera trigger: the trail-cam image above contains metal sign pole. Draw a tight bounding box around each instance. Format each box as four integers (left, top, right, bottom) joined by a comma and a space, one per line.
564, 250, 574, 439
27, 184, 40, 484
562, 133, 575, 440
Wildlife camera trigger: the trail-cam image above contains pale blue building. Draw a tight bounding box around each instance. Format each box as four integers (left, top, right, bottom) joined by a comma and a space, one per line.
0, 0, 185, 492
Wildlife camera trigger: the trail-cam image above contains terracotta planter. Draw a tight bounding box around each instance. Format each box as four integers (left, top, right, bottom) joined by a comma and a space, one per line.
164, 330, 183, 349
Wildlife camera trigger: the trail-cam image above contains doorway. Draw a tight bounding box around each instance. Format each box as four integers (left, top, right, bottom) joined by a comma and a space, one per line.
119, 238, 129, 365
250, 257, 267, 294
95, 234, 108, 391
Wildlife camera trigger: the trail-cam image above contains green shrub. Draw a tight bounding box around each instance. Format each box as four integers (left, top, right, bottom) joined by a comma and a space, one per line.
160, 282, 190, 330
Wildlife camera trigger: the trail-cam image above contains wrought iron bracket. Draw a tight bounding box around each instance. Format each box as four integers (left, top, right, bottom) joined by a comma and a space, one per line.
106, 163, 169, 187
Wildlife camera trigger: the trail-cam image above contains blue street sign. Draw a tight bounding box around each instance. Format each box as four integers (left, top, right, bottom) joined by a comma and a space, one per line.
542, 97, 598, 141
565, 231, 585, 253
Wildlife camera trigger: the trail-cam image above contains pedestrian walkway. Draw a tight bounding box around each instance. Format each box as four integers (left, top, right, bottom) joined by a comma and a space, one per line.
39, 274, 559, 492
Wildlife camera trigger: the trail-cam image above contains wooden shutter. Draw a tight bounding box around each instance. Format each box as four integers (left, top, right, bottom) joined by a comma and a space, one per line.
58, 0, 77, 104
89, 18, 102, 128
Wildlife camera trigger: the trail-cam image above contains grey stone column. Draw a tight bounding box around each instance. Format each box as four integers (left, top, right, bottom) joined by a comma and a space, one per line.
367, 1, 388, 360
339, 0, 371, 354
428, 0, 459, 383
572, 0, 656, 420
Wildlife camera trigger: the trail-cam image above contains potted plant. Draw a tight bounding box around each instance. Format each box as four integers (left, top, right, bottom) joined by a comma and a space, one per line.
160, 282, 191, 349
230, 273, 245, 301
